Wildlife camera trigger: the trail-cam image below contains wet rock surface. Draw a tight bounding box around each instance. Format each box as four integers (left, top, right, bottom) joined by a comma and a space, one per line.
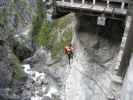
0, 0, 37, 97
0, 42, 24, 100
21, 65, 61, 100
19, 31, 120, 100
21, 48, 67, 100
0, 43, 12, 88
64, 30, 120, 100
0, 1, 126, 99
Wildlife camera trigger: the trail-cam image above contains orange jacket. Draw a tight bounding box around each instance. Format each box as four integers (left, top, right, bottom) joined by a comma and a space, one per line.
64, 46, 74, 55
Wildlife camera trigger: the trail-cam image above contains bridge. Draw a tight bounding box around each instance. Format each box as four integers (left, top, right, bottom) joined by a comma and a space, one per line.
52, 0, 129, 19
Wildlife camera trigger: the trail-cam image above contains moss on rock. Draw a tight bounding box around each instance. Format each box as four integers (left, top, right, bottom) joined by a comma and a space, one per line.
35, 14, 74, 59
8, 52, 25, 80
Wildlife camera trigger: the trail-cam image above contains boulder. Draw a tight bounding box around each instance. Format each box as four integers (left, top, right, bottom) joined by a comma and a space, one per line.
24, 48, 52, 67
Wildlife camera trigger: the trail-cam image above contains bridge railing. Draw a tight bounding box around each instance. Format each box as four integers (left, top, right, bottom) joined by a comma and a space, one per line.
55, 0, 128, 10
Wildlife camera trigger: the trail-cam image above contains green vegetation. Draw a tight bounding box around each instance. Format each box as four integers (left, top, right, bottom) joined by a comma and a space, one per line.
13, 0, 27, 5
12, 0, 29, 26
36, 21, 55, 47
36, 18, 73, 59
9, 53, 25, 80
51, 30, 73, 59
31, 0, 45, 43
0, 9, 8, 27
30, 0, 74, 59
13, 56, 24, 80
0, 0, 22, 33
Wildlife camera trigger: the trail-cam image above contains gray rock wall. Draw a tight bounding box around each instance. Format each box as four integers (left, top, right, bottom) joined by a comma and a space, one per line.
0, 43, 12, 88
0, 0, 37, 98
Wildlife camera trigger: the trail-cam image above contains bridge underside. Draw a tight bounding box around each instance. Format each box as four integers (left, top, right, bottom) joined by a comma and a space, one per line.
53, 0, 128, 19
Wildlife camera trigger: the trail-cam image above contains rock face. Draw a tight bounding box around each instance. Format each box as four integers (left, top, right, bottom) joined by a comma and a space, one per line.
0, 0, 38, 99
0, 1, 124, 100
0, 42, 12, 88
0, 0, 37, 36
0, 0, 37, 56
65, 36, 118, 100
12, 39, 33, 61
24, 48, 52, 67
0, 41, 23, 100
0, 0, 37, 81
64, 14, 124, 100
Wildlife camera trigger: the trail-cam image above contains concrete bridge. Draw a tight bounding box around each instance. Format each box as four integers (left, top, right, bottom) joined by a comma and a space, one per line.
52, 0, 129, 19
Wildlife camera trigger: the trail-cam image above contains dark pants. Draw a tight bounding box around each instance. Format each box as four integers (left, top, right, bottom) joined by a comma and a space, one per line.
68, 53, 73, 64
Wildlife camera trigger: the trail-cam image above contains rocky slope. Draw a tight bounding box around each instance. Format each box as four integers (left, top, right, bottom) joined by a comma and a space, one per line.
0, 0, 75, 99
0, 0, 125, 100
0, 0, 37, 99
20, 13, 75, 100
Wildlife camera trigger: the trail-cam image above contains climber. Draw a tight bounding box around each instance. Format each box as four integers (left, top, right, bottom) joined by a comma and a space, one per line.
64, 44, 74, 64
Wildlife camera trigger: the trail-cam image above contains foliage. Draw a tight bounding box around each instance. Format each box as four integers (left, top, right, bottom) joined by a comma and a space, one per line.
0, 0, 24, 34
36, 18, 73, 59
13, 57, 24, 80
9, 53, 25, 80
36, 21, 55, 47
31, 0, 45, 42
0, 9, 8, 27
30, 0, 74, 59
51, 31, 73, 59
